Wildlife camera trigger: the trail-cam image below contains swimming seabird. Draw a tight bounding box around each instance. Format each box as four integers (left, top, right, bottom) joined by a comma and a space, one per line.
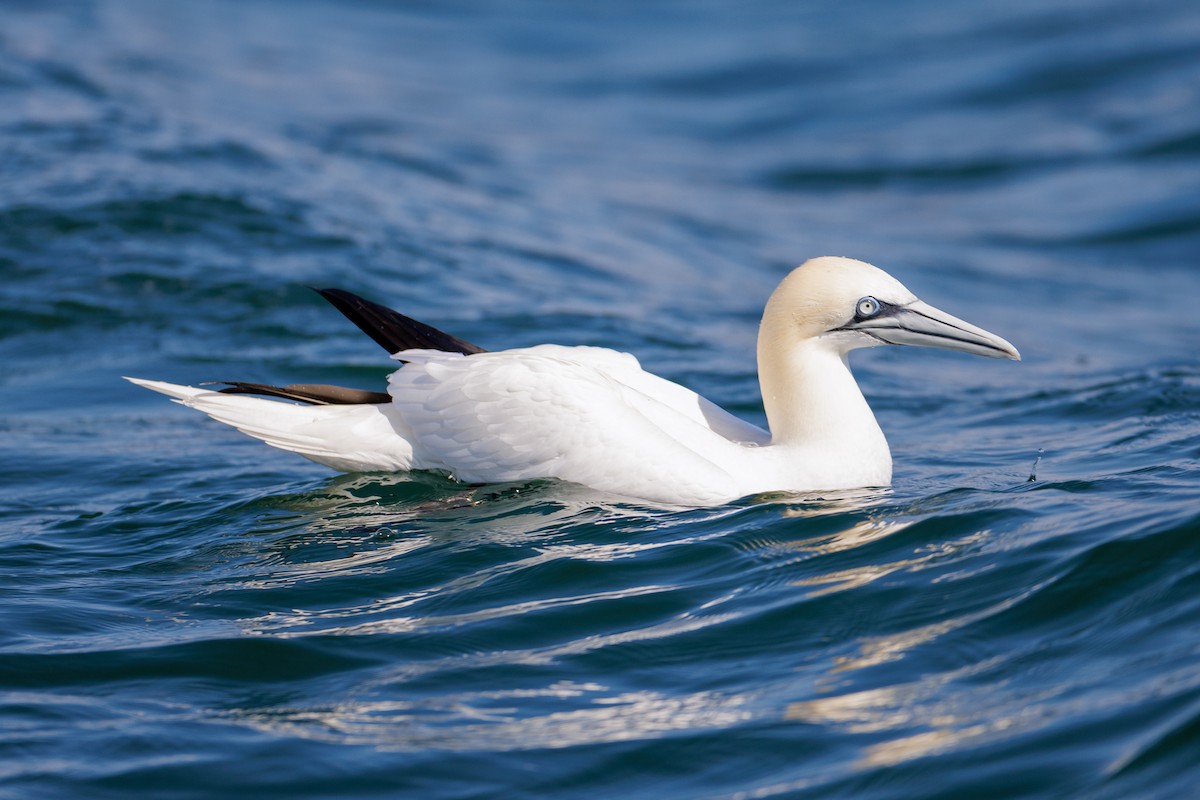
127, 257, 1019, 505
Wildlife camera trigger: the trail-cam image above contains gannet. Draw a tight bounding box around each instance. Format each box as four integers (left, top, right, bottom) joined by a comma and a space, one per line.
127, 257, 1019, 506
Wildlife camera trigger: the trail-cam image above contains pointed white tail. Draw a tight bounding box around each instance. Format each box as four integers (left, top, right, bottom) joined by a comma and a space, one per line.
125, 378, 415, 473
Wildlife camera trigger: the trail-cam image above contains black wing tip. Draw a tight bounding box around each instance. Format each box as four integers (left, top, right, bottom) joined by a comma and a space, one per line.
213, 381, 391, 405
314, 286, 487, 357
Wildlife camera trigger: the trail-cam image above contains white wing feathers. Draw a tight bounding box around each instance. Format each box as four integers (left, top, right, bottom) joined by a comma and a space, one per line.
389, 347, 749, 504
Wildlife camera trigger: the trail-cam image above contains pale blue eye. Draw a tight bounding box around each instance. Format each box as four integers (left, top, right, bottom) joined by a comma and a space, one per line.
856, 296, 881, 317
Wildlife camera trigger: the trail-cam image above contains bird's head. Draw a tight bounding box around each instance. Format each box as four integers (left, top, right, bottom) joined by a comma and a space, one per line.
764, 256, 1020, 360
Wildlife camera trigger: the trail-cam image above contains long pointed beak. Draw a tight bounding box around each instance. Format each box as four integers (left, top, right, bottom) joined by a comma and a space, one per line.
853, 300, 1020, 360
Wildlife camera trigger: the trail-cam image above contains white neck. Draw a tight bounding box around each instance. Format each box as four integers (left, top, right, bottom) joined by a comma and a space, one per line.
755, 322, 891, 488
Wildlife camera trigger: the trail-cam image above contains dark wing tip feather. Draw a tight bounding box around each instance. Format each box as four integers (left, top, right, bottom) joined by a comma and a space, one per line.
314, 287, 487, 357
215, 382, 391, 405
209, 289, 485, 405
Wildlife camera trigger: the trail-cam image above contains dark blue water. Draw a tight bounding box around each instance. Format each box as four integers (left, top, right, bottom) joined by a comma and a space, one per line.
2, 1, 1199, 797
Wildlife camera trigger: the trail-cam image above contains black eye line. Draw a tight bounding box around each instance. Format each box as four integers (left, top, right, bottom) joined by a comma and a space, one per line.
830, 299, 903, 333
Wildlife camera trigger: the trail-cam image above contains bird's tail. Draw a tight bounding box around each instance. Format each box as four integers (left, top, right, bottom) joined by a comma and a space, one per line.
125, 378, 414, 473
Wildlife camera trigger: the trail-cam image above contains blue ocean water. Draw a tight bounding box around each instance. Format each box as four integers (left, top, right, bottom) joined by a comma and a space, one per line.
2, 0, 1199, 797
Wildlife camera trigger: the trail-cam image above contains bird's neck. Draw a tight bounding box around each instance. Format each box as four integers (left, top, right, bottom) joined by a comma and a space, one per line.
757, 331, 889, 467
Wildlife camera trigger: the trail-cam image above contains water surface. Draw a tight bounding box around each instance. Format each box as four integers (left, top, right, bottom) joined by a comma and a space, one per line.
2, 1, 1199, 798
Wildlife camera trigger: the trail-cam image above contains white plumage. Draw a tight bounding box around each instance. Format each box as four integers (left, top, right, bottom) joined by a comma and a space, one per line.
128, 257, 1019, 505
128, 379, 416, 473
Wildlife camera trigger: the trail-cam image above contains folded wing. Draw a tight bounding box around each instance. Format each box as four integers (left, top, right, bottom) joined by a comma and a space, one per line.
389, 347, 747, 504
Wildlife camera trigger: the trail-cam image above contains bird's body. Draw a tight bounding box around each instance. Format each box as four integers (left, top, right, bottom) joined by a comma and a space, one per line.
128, 257, 1018, 506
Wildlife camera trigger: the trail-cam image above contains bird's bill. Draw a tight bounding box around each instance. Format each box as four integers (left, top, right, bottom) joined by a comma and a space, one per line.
853, 300, 1020, 360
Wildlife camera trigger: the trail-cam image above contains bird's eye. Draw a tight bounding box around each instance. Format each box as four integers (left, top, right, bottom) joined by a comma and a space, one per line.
856, 296, 881, 318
